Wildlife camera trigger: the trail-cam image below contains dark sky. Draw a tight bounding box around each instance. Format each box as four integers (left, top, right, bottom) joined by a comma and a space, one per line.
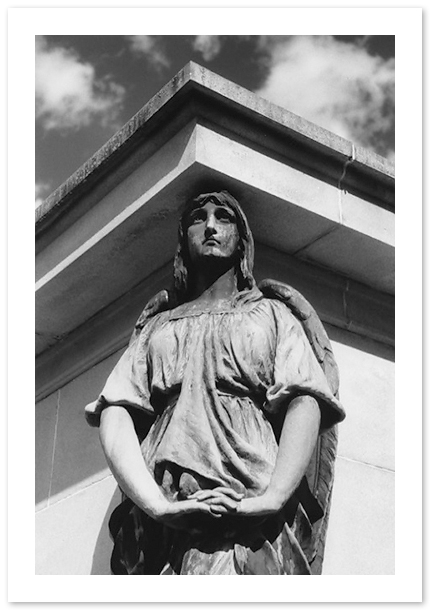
35, 35, 395, 205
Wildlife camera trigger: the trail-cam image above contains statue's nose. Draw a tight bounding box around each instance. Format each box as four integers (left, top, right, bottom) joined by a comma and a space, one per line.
205, 214, 217, 234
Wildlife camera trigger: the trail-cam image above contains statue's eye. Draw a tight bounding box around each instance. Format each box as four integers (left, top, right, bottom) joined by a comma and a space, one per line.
189, 210, 206, 224
216, 208, 236, 223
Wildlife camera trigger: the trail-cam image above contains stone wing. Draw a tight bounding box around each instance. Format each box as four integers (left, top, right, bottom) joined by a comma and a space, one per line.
259, 278, 340, 575
134, 289, 171, 330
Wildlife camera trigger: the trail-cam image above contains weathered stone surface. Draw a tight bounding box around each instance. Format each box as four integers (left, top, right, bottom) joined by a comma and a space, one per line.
323, 457, 394, 574
48, 352, 121, 503
330, 326, 394, 470
341, 189, 395, 246
345, 282, 394, 342
298, 225, 394, 295
36, 476, 120, 575
35, 393, 58, 509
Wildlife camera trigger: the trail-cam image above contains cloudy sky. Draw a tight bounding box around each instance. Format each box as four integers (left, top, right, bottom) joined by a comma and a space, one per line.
35, 35, 395, 207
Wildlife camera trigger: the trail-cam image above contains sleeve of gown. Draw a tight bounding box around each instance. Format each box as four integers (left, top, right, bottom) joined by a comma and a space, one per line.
84, 322, 154, 428
265, 303, 345, 430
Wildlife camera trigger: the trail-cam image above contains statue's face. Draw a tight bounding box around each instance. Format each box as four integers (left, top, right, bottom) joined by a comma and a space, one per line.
186, 201, 240, 265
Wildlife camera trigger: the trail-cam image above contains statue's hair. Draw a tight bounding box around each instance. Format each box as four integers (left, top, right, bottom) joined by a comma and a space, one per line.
173, 190, 256, 303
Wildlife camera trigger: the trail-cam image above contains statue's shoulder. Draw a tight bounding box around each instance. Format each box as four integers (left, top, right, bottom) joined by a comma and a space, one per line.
258, 278, 339, 397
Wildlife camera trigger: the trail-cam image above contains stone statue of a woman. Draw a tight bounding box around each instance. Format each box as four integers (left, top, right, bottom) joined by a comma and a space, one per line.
85, 190, 345, 575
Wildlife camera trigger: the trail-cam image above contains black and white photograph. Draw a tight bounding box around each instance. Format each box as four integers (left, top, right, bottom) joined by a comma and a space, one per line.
7, 4, 423, 603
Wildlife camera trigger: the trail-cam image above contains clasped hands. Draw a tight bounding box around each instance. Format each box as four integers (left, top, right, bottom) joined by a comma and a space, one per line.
190, 486, 283, 517
153, 486, 283, 532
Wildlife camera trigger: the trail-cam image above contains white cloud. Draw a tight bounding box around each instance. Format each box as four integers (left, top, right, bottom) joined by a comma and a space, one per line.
127, 35, 170, 70
193, 36, 222, 61
256, 36, 394, 159
36, 36, 125, 133
35, 181, 52, 208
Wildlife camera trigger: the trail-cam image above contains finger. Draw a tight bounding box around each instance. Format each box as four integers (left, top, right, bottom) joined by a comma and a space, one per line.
189, 490, 229, 502
209, 505, 229, 515
194, 504, 222, 519
212, 487, 245, 500
180, 500, 222, 518
206, 497, 239, 511
189, 488, 244, 501
188, 490, 221, 502
209, 503, 239, 515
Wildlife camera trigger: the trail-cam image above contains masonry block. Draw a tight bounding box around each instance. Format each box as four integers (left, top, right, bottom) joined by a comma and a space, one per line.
49, 351, 123, 502
323, 457, 394, 575
330, 327, 394, 471
35, 392, 58, 509
36, 476, 120, 575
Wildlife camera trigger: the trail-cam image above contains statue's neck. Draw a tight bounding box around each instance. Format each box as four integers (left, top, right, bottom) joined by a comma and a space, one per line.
188, 265, 239, 305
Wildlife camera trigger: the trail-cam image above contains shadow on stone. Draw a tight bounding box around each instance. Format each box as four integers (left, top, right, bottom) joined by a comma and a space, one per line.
91, 486, 122, 575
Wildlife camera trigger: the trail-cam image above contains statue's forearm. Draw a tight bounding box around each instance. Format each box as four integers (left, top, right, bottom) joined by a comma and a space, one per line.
266, 395, 320, 509
99, 405, 167, 519
99, 405, 223, 530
